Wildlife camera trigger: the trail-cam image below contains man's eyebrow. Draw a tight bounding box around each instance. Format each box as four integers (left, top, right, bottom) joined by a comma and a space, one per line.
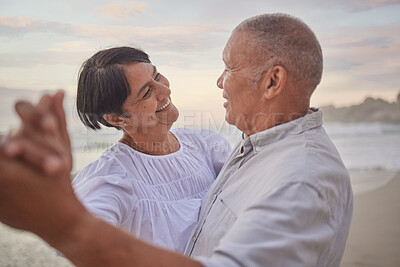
136, 66, 157, 97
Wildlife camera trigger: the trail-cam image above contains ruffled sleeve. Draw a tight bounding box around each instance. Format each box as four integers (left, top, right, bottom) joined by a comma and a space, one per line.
193, 129, 231, 176
205, 130, 231, 175
72, 155, 135, 228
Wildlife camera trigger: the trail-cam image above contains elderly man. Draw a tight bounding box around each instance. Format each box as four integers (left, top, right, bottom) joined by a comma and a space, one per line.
0, 13, 352, 266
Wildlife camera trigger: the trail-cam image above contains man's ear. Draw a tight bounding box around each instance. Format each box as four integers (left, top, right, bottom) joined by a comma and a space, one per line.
103, 114, 125, 128
261, 65, 287, 100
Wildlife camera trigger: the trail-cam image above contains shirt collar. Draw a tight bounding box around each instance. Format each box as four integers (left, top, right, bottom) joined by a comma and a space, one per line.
245, 108, 323, 151
237, 132, 250, 155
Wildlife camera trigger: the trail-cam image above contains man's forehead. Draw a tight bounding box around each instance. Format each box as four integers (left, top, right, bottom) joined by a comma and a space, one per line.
222, 44, 230, 62
222, 32, 240, 61
222, 31, 252, 63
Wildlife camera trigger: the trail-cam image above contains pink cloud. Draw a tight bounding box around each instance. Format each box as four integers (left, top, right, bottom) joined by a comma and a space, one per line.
0, 16, 38, 28
93, 1, 147, 21
348, 0, 400, 11
0, 15, 69, 35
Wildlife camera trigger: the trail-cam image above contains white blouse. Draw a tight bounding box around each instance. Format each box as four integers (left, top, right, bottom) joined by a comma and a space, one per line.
72, 128, 231, 253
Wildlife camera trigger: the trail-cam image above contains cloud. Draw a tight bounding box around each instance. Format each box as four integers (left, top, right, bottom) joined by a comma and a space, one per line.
93, 1, 147, 21
323, 57, 361, 72
348, 0, 400, 11
319, 22, 400, 102
0, 16, 38, 28
70, 23, 227, 51
192, 0, 400, 24
47, 41, 97, 52
0, 15, 69, 36
0, 15, 227, 52
324, 35, 392, 49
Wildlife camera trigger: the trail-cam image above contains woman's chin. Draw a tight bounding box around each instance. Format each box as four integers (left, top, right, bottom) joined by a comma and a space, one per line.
156, 105, 179, 125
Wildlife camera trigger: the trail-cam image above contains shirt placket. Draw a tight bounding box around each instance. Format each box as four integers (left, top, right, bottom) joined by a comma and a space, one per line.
187, 138, 253, 256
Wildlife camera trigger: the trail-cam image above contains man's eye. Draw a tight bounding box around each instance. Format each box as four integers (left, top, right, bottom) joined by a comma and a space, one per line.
155, 73, 161, 81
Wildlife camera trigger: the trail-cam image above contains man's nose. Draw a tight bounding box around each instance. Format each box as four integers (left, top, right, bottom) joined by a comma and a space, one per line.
217, 73, 224, 89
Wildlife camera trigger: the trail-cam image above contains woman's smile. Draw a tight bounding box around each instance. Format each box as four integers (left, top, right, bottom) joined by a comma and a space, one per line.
156, 98, 171, 112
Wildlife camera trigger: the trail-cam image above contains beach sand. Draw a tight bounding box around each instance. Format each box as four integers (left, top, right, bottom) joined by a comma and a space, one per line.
0, 223, 73, 266
0, 172, 399, 266
341, 171, 400, 267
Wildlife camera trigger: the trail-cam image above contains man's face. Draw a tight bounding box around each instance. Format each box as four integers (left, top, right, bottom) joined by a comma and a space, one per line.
217, 30, 264, 133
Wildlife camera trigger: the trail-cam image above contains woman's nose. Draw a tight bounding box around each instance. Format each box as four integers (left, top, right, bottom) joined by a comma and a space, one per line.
156, 83, 171, 100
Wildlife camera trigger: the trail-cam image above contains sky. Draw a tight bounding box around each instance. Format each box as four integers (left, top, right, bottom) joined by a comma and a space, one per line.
1, 0, 400, 123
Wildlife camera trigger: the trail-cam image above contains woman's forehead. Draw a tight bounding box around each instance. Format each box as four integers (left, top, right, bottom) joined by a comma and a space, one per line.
123, 62, 157, 96
124, 62, 155, 74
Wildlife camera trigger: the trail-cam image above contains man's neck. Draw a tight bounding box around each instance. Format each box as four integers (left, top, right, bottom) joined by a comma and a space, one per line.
241, 108, 309, 136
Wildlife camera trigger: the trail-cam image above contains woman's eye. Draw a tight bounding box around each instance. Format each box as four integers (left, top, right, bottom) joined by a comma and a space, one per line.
142, 89, 151, 99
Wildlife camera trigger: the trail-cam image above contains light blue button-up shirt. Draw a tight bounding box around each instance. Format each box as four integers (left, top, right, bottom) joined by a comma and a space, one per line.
186, 109, 353, 267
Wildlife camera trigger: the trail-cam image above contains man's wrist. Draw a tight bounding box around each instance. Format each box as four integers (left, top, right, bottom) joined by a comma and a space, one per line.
49, 211, 204, 267
39, 195, 92, 251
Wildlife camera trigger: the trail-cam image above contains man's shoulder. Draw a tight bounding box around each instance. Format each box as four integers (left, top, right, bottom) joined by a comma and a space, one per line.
246, 126, 349, 188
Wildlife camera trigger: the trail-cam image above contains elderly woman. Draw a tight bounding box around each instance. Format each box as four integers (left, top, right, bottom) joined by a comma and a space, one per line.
69, 46, 231, 253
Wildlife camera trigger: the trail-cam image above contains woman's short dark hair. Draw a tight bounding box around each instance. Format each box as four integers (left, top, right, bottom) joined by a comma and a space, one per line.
77, 46, 151, 130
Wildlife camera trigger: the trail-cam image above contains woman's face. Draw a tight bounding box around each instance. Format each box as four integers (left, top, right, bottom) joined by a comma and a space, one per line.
121, 62, 179, 135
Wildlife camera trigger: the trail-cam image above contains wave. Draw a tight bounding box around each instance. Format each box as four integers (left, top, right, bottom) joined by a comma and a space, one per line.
324, 122, 400, 138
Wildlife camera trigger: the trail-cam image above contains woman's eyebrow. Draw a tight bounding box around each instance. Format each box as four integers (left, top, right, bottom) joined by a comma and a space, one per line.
136, 66, 157, 97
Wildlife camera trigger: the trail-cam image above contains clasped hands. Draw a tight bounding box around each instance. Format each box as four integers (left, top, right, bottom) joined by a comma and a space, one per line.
1, 91, 72, 174
0, 91, 85, 239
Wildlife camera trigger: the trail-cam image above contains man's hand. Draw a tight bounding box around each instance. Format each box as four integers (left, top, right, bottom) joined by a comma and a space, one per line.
0, 92, 78, 235
0, 91, 72, 175
0, 154, 202, 267
0, 151, 84, 237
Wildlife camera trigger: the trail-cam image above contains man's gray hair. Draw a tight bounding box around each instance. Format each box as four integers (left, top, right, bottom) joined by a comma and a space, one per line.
235, 13, 323, 91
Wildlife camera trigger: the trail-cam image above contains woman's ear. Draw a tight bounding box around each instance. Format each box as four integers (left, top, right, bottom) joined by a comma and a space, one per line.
103, 114, 125, 128
261, 65, 287, 100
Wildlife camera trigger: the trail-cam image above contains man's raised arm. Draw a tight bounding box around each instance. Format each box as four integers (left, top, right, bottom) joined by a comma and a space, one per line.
0, 93, 202, 267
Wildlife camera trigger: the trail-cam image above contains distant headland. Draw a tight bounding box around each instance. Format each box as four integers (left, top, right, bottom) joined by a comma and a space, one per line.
321, 91, 400, 124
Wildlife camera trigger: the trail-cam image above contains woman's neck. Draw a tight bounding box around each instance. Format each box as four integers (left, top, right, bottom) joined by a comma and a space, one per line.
119, 130, 180, 156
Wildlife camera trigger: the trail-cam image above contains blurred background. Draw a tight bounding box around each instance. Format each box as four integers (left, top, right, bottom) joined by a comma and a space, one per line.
1, 0, 399, 266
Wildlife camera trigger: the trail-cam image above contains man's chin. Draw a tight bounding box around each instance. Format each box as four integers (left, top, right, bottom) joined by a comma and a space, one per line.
225, 113, 235, 126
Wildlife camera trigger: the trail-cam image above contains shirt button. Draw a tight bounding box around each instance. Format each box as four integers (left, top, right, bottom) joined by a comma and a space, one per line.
255, 146, 261, 152
213, 193, 218, 200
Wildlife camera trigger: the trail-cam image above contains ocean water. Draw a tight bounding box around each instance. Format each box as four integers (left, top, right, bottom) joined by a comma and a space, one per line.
324, 123, 400, 172
324, 123, 400, 195
68, 122, 400, 172
68, 121, 400, 195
